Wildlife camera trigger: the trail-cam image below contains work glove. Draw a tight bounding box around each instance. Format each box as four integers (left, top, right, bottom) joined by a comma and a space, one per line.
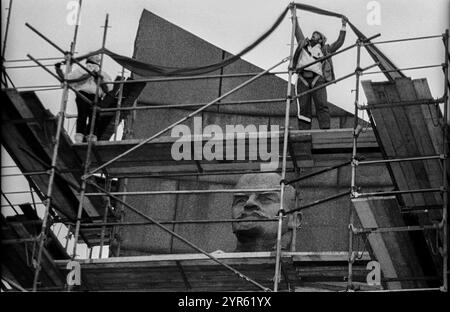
342, 16, 348, 26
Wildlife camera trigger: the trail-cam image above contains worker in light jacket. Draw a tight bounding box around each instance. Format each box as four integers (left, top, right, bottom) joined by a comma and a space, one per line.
292, 16, 347, 129
55, 54, 112, 143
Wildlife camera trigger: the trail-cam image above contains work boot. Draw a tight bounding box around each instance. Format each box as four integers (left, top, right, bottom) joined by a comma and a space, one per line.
74, 133, 84, 143
86, 134, 97, 142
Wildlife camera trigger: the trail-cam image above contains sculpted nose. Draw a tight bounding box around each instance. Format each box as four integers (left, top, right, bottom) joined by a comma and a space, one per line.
244, 195, 260, 211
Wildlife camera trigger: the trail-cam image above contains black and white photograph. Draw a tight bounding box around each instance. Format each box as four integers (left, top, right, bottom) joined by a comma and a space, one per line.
1, 0, 449, 299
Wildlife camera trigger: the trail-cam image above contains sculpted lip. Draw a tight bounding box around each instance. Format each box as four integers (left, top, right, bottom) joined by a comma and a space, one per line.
237, 212, 270, 220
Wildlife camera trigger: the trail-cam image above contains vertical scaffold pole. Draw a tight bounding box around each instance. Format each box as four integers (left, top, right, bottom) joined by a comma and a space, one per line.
31, 0, 82, 292
99, 176, 111, 258
1, 0, 13, 85
348, 38, 362, 291
31, 47, 74, 293
115, 98, 135, 256
113, 67, 125, 141
273, 3, 296, 292
71, 14, 109, 266
441, 29, 449, 292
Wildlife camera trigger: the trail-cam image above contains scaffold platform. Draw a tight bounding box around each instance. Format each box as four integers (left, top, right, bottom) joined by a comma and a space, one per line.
72, 128, 378, 177
54, 252, 372, 292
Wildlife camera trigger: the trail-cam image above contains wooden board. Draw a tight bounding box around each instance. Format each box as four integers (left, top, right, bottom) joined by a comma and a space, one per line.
1, 215, 68, 289
361, 78, 444, 210
1, 90, 112, 246
352, 197, 429, 290
73, 129, 378, 177
54, 251, 371, 291
360, 77, 445, 286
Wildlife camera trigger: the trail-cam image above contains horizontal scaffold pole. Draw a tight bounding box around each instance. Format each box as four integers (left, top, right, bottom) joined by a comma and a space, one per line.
359, 98, 445, 110
102, 71, 288, 85
355, 188, 443, 198
27, 54, 95, 106
294, 63, 379, 100
25, 23, 98, 80
362, 288, 442, 293
286, 190, 351, 215
351, 224, 440, 234
362, 34, 443, 46
88, 180, 271, 292
3, 56, 66, 63
84, 188, 280, 196
99, 98, 286, 112
69, 218, 279, 228
285, 160, 351, 185
362, 64, 444, 75
356, 155, 443, 165
83, 56, 290, 179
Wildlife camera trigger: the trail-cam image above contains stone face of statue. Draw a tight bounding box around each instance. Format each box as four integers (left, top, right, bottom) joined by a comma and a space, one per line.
231, 173, 296, 252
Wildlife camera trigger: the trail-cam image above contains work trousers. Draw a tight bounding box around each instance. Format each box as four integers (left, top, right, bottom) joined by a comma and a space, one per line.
75, 91, 99, 136
296, 75, 330, 130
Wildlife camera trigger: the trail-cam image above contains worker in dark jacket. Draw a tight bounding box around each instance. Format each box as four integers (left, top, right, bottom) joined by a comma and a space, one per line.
292, 16, 347, 129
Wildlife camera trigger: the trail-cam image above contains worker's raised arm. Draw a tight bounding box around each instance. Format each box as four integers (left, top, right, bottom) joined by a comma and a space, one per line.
293, 16, 305, 43
329, 16, 348, 53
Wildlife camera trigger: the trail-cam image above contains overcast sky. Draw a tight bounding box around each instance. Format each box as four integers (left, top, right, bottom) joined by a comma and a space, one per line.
1, 0, 449, 255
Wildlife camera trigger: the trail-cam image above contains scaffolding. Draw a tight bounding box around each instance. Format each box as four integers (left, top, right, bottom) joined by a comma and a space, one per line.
348, 31, 449, 292
1, 2, 448, 292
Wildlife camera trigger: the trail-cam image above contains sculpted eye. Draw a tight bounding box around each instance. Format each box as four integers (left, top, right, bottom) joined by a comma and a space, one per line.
232, 196, 247, 206
258, 194, 279, 204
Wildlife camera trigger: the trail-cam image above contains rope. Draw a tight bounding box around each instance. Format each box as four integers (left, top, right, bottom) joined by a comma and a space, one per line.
74, 7, 289, 77
68, 3, 403, 83
293, 2, 405, 82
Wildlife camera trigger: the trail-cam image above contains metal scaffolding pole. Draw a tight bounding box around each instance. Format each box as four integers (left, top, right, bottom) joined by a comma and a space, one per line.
293, 63, 379, 101
441, 28, 449, 292
98, 176, 111, 258
102, 70, 288, 85
285, 160, 351, 185
356, 155, 443, 165
71, 14, 110, 266
362, 64, 444, 76
31, 45, 73, 293
362, 34, 442, 46
84, 188, 280, 196
29, 0, 83, 292
348, 37, 363, 291
113, 68, 125, 141
1, 0, 13, 88
1, 0, 13, 59
100, 98, 286, 112
273, 4, 296, 292
70, 217, 279, 227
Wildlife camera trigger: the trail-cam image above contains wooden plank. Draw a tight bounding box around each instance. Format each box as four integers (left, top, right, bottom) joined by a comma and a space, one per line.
54, 251, 367, 267
352, 197, 402, 289
57, 257, 366, 291
72, 129, 378, 176
361, 80, 415, 205
2, 90, 101, 218
364, 81, 425, 206
395, 78, 442, 205
413, 78, 446, 175
8, 222, 65, 287
380, 82, 427, 205
352, 196, 428, 289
